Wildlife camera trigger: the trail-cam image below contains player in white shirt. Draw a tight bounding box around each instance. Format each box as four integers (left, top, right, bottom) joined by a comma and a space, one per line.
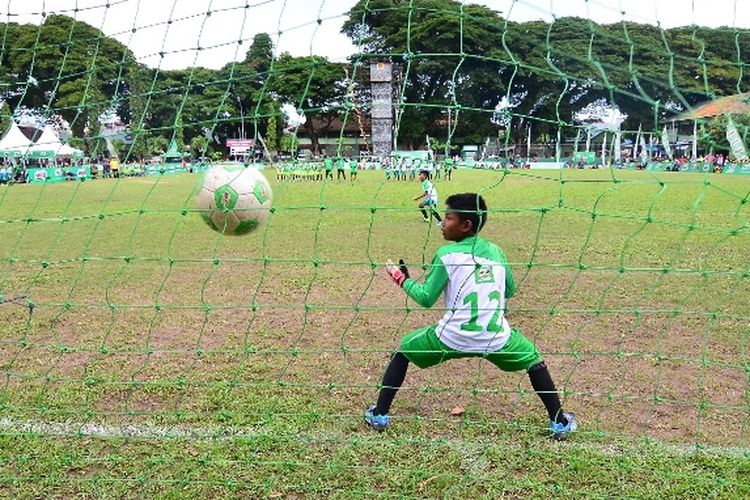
414, 170, 442, 225
365, 192, 578, 440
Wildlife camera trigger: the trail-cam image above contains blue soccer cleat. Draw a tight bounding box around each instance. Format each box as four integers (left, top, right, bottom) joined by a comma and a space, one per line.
549, 412, 578, 440
364, 405, 390, 431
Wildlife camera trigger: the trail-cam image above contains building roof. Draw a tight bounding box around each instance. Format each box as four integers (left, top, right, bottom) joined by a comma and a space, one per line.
673, 93, 750, 121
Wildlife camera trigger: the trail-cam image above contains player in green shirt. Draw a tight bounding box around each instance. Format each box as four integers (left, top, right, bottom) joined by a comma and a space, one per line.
365, 192, 578, 440
324, 157, 333, 180
415, 170, 443, 225
444, 157, 454, 180
349, 158, 358, 182
314, 161, 323, 182
336, 157, 346, 181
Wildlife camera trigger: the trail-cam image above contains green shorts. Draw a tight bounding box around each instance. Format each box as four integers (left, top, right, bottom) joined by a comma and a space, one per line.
400, 325, 541, 372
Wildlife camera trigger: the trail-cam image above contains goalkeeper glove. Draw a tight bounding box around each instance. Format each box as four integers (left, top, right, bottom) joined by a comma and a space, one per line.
385, 258, 410, 287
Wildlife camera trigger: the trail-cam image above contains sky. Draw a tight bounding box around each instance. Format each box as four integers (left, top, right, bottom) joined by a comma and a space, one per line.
4, 0, 750, 70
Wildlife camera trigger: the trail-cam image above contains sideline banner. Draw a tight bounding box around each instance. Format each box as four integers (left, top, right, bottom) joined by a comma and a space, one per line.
722, 163, 750, 175
26, 166, 91, 183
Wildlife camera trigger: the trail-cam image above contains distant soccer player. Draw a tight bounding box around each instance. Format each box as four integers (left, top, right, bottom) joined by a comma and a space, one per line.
400, 159, 409, 181
324, 156, 334, 180
414, 170, 442, 225
349, 157, 358, 182
275, 161, 283, 181
314, 160, 323, 182
336, 156, 346, 181
444, 157, 453, 180
365, 193, 578, 440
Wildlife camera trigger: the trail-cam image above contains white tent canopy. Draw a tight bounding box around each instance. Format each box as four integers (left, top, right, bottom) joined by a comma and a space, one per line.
29, 125, 63, 153
56, 143, 81, 157
0, 121, 33, 154
22, 124, 83, 158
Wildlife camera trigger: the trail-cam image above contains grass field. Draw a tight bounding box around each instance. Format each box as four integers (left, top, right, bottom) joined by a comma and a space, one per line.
1, 167, 749, 497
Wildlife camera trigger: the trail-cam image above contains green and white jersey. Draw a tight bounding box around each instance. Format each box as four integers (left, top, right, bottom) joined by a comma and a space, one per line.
403, 236, 516, 352
421, 179, 438, 203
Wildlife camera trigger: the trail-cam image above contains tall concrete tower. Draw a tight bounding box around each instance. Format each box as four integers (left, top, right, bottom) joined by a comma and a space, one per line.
370, 61, 393, 157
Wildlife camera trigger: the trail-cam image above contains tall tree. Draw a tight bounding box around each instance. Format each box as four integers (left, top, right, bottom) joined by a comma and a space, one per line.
342, 0, 750, 146
342, 0, 508, 147
266, 107, 279, 153
269, 53, 346, 154
0, 100, 12, 135
244, 33, 274, 74
1, 11, 749, 155
173, 112, 185, 151
191, 135, 211, 158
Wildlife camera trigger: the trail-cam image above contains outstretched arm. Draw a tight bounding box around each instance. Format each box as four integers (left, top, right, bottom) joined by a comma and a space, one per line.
386, 255, 448, 308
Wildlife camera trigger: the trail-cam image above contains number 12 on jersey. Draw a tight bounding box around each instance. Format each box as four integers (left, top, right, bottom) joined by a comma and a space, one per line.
460, 291, 504, 333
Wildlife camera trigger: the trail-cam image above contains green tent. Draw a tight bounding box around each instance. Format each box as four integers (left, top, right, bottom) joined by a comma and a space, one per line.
163, 139, 184, 163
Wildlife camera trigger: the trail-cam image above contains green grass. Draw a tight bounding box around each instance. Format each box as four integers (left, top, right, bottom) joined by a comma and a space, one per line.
2, 427, 748, 498
1, 167, 749, 497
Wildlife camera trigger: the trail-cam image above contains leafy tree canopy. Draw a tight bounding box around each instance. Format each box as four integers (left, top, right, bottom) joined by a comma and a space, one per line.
1, 6, 749, 159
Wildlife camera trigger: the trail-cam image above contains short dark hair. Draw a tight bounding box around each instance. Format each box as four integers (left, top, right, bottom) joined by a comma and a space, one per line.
418, 169, 429, 176
445, 193, 488, 233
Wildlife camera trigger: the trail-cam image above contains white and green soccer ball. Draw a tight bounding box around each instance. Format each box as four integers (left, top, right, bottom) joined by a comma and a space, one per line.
196, 166, 273, 235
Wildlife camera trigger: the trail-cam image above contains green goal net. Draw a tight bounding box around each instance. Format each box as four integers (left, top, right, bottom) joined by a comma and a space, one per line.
0, 0, 749, 496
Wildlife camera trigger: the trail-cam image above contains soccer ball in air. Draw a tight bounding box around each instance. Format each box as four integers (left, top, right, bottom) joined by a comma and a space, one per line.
196, 166, 273, 235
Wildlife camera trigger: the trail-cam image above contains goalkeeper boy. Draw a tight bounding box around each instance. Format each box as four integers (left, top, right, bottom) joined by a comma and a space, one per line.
365, 193, 578, 439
